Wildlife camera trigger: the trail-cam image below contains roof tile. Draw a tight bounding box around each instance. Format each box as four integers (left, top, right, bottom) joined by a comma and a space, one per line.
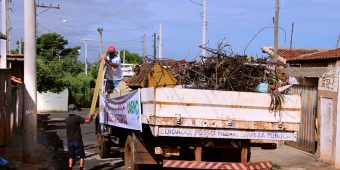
277, 49, 320, 60
288, 48, 340, 61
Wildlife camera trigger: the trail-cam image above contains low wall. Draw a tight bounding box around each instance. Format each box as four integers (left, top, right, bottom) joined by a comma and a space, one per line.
37, 89, 68, 112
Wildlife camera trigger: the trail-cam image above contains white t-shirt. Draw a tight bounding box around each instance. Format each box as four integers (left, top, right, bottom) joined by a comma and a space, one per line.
105, 55, 123, 81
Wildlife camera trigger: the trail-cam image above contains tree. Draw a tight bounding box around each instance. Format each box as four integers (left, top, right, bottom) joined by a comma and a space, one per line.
37, 32, 68, 61
63, 73, 93, 107
89, 63, 99, 80
119, 50, 142, 64
10, 40, 24, 54
37, 59, 66, 93
35, 33, 83, 93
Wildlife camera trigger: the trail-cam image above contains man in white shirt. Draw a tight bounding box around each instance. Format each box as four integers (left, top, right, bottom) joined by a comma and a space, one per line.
104, 45, 123, 93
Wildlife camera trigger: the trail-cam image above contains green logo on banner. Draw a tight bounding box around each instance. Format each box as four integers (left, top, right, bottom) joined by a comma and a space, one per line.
127, 100, 139, 118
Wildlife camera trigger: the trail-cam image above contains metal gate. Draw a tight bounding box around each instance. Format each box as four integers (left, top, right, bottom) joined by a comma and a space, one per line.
286, 85, 318, 153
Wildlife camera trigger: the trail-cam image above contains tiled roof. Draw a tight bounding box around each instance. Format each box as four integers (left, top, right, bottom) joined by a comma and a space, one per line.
277, 49, 321, 60
0, 54, 24, 61
0, 54, 24, 58
288, 48, 340, 62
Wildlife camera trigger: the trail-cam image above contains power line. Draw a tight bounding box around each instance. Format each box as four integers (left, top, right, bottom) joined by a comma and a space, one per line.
104, 26, 151, 32
54, 26, 152, 34
36, 3, 60, 14
36, 1, 60, 35
93, 38, 142, 44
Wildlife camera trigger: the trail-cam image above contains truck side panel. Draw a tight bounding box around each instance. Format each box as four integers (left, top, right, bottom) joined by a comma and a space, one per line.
141, 88, 301, 131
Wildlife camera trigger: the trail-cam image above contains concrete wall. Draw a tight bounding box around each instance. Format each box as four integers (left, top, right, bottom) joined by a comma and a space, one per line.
316, 61, 340, 166
300, 61, 330, 67
317, 90, 337, 165
335, 72, 340, 168
37, 89, 68, 112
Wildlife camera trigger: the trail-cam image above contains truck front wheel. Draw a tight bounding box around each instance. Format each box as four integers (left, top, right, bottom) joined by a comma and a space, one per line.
98, 135, 110, 158
124, 135, 138, 170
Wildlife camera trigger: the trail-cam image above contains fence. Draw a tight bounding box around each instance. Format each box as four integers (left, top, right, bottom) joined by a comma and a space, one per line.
286, 85, 318, 153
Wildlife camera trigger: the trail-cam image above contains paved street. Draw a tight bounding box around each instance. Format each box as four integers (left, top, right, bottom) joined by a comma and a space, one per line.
43, 111, 124, 170
43, 111, 336, 170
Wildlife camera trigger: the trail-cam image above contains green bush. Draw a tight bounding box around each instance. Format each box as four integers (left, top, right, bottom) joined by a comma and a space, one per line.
63, 73, 93, 107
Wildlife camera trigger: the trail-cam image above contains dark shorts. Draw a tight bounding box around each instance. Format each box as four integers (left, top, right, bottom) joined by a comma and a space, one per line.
68, 140, 85, 159
105, 79, 121, 93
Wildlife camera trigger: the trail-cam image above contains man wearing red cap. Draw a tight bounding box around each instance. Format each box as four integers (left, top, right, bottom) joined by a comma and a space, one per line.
104, 45, 123, 93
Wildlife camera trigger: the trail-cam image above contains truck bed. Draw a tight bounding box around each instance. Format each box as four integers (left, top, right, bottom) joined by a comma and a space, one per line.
140, 87, 301, 141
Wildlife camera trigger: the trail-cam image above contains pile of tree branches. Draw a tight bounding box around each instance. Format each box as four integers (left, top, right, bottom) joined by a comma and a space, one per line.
173, 42, 282, 92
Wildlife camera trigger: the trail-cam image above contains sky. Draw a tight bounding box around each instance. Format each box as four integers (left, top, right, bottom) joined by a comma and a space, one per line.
4, 0, 340, 63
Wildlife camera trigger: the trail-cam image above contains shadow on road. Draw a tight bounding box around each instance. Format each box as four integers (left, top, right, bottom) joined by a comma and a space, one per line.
45, 131, 68, 170
88, 161, 124, 170
84, 144, 97, 150
47, 124, 67, 131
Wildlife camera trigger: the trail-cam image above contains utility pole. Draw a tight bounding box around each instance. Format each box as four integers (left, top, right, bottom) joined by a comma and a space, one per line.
123, 50, 126, 64
19, 38, 23, 55
97, 27, 103, 55
1, 0, 8, 68
158, 23, 163, 59
336, 34, 340, 48
153, 33, 157, 61
82, 39, 92, 75
23, 0, 37, 164
6, 0, 11, 53
290, 22, 294, 50
201, 0, 207, 57
36, 1, 60, 35
273, 0, 280, 63
36, 1, 60, 9
142, 33, 146, 63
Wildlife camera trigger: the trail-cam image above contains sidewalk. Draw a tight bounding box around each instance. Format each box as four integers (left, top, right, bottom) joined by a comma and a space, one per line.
251, 145, 336, 170
0, 128, 53, 170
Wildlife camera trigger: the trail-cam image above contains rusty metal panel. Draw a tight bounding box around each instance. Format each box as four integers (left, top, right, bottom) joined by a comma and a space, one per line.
0, 69, 12, 146
286, 85, 317, 153
146, 116, 300, 131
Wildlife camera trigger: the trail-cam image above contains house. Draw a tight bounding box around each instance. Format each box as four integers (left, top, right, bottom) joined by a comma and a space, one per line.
0, 54, 24, 146
263, 47, 340, 168
262, 46, 324, 64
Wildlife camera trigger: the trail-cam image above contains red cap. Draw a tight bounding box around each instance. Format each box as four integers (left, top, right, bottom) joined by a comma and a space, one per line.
107, 45, 116, 53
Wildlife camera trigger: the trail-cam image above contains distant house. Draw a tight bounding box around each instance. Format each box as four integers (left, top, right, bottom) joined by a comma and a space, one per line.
0, 54, 24, 145
263, 47, 340, 168
0, 54, 69, 113
262, 47, 324, 64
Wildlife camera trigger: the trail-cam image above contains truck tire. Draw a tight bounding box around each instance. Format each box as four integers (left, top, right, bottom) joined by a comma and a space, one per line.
247, 148, 251, 162
98, 135, 110, 158
124, 135, 138, 170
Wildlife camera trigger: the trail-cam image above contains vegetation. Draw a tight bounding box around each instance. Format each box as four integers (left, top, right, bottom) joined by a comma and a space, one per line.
12, 32, 142, 107
119, 50, 143, 64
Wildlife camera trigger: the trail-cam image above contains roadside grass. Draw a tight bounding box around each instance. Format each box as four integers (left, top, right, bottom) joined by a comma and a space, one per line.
272, 163, 281, 169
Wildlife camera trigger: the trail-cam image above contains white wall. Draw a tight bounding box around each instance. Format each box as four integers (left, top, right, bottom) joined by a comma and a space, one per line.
37, 89, 68, 112
335, 71, 340, 168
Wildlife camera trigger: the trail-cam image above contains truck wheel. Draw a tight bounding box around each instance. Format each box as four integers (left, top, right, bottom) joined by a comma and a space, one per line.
99, 135, 110, 158
247, 148, 251, 162
124, 135, 138, 170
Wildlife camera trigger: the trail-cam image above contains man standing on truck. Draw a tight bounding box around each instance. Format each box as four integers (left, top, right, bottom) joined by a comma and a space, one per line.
65, 104, 92, 170
103, 45, 123, 93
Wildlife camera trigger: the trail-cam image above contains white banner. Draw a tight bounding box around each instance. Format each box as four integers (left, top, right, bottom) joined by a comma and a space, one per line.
99, 90, 142, 131
158, 127, 297, 141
